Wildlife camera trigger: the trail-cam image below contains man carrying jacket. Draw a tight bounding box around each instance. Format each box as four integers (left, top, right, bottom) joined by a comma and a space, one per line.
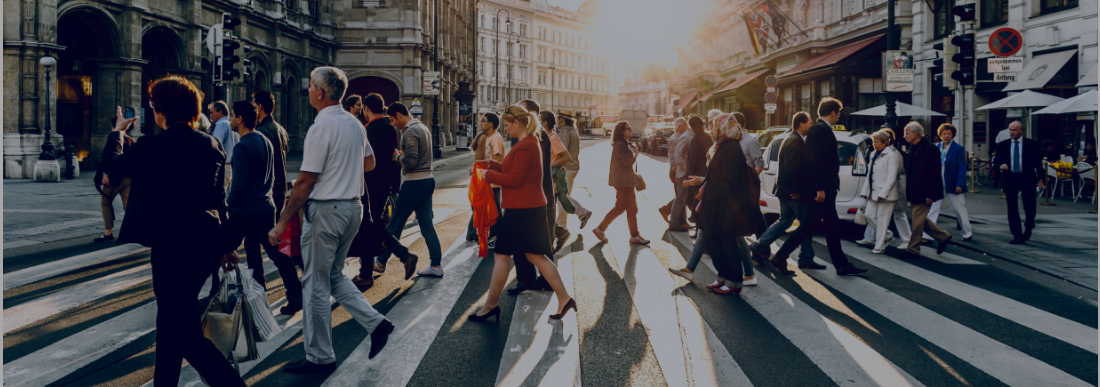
902, 121, 952, 257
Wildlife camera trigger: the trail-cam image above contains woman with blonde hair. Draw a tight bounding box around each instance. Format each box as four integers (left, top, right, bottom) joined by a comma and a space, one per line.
469, 104, 576, 321
592, 121, 650, 245
860, 129, 903, 253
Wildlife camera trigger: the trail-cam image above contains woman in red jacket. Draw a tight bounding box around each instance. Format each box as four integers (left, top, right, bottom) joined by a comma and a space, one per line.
469, 105, 576, 322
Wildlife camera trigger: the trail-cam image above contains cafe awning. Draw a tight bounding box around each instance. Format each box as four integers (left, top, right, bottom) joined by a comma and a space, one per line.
697, 79, 735, 102
676, 90, 698, 110
1077, 64, 1097, 87
1003, 50, 1076, 91
712, 69, 771, 97
781, 34, 884, 78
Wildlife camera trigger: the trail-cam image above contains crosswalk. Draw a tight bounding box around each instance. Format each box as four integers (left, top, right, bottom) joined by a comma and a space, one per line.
4, 148, 1097, 387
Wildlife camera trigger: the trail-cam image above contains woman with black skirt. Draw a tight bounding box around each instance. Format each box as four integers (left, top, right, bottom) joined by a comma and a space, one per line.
469, 104, 577, 322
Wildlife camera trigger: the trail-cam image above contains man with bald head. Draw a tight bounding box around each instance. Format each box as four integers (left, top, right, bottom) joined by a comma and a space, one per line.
994, 121, 1045, 244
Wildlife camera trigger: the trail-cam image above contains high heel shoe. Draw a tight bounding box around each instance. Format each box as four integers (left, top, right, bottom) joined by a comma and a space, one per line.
549, 298, 577, 320
468, 306, 500, 322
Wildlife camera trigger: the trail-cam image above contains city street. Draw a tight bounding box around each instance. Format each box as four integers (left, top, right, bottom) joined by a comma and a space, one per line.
3, 135, 1097, 387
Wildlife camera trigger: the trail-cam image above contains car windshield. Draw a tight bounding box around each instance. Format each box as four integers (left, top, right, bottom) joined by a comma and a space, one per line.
839, 141, 858, 166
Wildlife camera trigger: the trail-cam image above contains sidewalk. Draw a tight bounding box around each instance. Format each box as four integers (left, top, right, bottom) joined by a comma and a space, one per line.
3, 145, 477, 257
934, 183, 1098, 290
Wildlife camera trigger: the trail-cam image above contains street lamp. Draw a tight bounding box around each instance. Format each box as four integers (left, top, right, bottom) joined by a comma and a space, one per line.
550, 65, 556, 112
39, 56, 56, 162
507, 30, 519, 104
432, 0, 441, 158
882, 0, 899, 132
495, 9, 511, 111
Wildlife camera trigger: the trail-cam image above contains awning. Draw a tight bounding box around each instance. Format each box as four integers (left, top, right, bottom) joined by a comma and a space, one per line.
676, 90, 698, 110
712, 70, 771, 96
1077, 64, 1098, 87
781, 34, 884, 78
1003, 50, 1076, 91
698, 79, 735, 102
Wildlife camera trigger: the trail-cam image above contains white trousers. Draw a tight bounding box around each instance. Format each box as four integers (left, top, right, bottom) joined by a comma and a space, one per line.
301, 200, 385, 364
863, 200, 896, 251
927, 193, 973, 239
862, 207, 913, 245
556, 170, 590, 228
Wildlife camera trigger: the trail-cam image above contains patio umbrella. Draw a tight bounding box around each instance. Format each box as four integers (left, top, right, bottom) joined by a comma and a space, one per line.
850, 102, 946, 116
976, 90, 1065, 110
1033, 90, 1098, 114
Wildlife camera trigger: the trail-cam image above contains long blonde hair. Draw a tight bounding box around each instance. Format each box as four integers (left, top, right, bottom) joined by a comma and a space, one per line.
502, 105, 539, 140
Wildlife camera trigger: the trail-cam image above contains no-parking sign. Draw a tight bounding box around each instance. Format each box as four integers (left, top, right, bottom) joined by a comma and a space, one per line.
989, 27, 1023, 57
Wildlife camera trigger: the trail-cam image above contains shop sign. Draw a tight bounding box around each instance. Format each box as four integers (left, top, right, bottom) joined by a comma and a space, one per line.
882, 50, 915, 92
988, 58, 1023, 73
409, 98, 424, 115
423, 72, 440, 95
764, 103, 777, 113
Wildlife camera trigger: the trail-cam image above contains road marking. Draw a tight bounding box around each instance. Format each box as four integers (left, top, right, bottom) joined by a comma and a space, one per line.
4, 264, 153, 334
4, 244, 150, 290
669, 232, 922, 387
833, 238, 1097, 354
494, 246, 580, 387
778, 239, 1092, 387
921, 251, 987, 265
4, 218, 103, 236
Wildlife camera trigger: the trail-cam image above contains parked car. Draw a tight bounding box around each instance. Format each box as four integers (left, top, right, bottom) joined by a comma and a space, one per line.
758, 130, 872, 221
752, 126, 790, 150
600, 122, 616, 137
640, 126, 676, 155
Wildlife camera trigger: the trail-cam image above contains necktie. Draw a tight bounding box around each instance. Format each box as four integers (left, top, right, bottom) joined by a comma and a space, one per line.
1013, 140, 1021, 173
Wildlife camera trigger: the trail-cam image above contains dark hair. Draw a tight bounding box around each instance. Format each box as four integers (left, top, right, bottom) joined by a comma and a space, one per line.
342, 94, 362, 113
937, 123, 957, 137
612, 121, 631, 143
540, 110, 556, 131
791, 111, 812, 130
149, 75, 203, 126
731, 112, 747, 130
817, 97, 843, 118
364, 93, 385, 114
560, 115, 575, 126
520, 99, 540, 113
688, 114, 706, 136
232, 100, 257, 129
210, 101, 229, 116
387, 102, 409, 117
252, 90, 275, 114
484, 112, 500, 129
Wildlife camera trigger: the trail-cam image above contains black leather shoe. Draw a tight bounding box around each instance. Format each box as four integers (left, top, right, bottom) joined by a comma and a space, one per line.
284, 359, 336, 374
962, 236, 972, 242
507, 281, 537, 295
749, 244, 770, 265
280, 302, 302, 316
936, 236, 952, 255
1008, 238, 1026, 245
93, 234, 115, 243
898, 251, 922, 259
369, 319, 394, 359
836, 265, 868, 276
798, 261, 827, 270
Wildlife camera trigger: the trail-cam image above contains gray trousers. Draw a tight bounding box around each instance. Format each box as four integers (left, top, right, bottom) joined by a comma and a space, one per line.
669, 177, 691, 227
301, 199, 385, 364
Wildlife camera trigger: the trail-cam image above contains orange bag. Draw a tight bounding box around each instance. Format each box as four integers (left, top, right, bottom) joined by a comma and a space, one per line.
278, 211, 302, 258
469, 166, 499, 258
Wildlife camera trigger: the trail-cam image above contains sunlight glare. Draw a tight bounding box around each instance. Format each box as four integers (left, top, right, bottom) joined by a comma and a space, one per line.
582, 0, 712, 66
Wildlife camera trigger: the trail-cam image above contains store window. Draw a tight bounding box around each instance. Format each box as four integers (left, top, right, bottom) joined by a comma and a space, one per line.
800, 83, 813, 113
857, 78, 886, 109
1041, 0, 1078, 14
981, 0, 1008, 28
820, 80, 831, 98
933, 0, 955, 39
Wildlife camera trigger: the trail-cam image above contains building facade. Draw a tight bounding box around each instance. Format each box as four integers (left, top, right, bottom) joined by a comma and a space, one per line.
475, 0, 535, 117
3, 0, 475, 178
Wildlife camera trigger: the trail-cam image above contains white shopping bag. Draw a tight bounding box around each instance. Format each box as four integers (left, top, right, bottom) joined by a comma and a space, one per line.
239, 268, 282, 342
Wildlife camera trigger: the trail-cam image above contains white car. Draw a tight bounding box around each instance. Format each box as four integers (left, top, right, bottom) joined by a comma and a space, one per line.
758, 130, 872, 221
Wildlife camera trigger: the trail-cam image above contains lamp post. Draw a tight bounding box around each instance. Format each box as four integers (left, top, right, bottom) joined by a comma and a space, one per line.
882, 0, 899, 131
507, 31, 519, 104
495, 9, 510, 111
550, 65, 556, 112
432, 0, 442, 158
34, 55, 61, 182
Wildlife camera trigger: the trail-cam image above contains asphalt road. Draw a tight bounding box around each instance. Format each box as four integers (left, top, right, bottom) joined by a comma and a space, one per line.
3, 135, 1096, 387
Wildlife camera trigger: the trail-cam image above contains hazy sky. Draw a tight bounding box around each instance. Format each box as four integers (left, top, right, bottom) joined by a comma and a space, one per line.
549, 0, 588, 9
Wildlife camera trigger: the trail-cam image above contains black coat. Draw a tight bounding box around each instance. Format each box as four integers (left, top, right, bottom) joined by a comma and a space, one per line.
686, 131, 713, 179
104, 123, 231, 252
805, 119, 841, 195
94, 131, 134, 191
364, 118, 402, 196
698, 139, 757, 238
906, 138, 945, 204
994, 137, 1044, 186
775, 132, 811, 199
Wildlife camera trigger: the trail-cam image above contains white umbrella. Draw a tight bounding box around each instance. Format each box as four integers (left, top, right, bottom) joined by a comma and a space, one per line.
850, 102, 946, 116
1033, 90, 1098, 114
976, 90, 1065, 110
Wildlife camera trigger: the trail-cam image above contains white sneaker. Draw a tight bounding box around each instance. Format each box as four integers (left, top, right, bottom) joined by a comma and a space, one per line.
896, 240, 910, 248
417, 266, 444, 277
855, 239, 875, 246
578, 211, 593, 229
742, 277, 758, 286
668, 268, 694, 281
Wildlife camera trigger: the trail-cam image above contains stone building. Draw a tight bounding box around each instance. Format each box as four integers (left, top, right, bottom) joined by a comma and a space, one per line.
475, 0, 535, 116
3, 0, 475, 178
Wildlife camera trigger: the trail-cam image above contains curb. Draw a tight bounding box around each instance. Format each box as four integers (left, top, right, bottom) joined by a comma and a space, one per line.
430, 150, 476, 171
948, 238, 1098, 292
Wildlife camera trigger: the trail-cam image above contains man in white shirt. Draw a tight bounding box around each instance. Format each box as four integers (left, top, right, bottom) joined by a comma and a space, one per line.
208, 101, 239, 190
661, 118, 693, 230
268, 67, 394, 374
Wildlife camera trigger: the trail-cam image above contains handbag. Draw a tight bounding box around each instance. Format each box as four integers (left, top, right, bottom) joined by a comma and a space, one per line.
634, 163, 646, 192
200, 267, 259, 384
854, 208, 868, 225
277, 210, 303, 258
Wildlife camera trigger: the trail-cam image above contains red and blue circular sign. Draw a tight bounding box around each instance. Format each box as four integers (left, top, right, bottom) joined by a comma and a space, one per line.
989, 27, 1023, 57
764, 92, 777, 104
765, 75, 778, 88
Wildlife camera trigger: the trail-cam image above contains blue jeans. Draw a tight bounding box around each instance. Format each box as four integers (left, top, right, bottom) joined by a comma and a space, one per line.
687, 228, 753, 277
753, 198, 814, 263
378, 178, 443, 266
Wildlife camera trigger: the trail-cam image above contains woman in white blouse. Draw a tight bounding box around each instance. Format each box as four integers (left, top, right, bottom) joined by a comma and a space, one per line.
860, 129, 903, 253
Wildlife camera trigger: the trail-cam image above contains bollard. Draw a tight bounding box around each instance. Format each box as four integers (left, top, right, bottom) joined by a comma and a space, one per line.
1040, 158, 1057, 206
1091, 167, 1098, 214
968, 153, 980, 193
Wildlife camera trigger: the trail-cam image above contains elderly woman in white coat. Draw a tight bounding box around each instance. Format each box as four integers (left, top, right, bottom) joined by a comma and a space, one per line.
860, 129, 902, 253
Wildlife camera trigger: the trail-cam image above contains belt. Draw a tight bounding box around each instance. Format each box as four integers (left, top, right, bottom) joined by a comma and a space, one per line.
303, 198, 361, 223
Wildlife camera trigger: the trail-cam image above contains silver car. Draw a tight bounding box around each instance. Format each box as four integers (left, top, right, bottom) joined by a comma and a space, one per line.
758, 130, 872, 221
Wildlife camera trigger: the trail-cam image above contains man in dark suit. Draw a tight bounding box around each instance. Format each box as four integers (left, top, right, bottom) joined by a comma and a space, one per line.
103, 76, 246, 387
350, 93, 418, 288
750, 111, 818, 268
903, 122, 952, 257
994, 120, 1046, 244
767, 98, 867, 276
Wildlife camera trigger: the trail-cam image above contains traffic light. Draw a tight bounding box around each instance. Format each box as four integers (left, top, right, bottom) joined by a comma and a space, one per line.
222, 37, 241, 81
953, 2, 976, 23
222, 14, 241, 31
933, 36, 958, 90
240, 46, 252, 81
951, 33, 976, 86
